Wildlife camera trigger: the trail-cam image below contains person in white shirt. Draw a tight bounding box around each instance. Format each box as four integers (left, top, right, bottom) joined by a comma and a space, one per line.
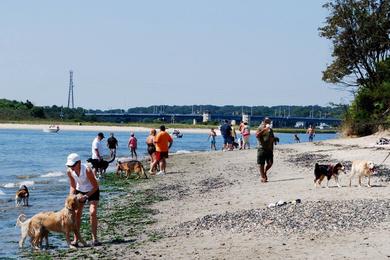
66, 153, 101, 247
92, 132, 105, 160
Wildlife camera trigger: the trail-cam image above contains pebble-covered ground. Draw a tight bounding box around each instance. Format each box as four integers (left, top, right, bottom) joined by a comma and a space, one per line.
165, 199, 390, 237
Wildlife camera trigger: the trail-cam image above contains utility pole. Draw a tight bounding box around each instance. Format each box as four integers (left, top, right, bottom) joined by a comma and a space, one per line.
67, 70, 75, 108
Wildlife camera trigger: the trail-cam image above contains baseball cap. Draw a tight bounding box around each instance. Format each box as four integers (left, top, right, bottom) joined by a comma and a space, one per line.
66, 153, 80, 167
98, 132, 104, 138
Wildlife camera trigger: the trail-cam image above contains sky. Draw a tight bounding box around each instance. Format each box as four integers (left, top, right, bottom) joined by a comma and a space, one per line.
0, 0, 352, 110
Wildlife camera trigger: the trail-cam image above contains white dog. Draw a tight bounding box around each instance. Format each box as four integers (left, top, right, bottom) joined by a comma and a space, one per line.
349, 160, 375, 187
16, 214, 31, 248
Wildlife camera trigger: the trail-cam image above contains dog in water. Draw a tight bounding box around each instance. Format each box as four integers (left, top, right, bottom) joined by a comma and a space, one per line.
87, 154, 116, 176
15, 185, 29, 207
17, 194, 87, 249
116, 159, 147, 179
349, 160, 375, 187
314, 162, 345, 188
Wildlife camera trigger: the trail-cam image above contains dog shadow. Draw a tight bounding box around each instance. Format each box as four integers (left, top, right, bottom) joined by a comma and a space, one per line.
268, 177, 304, 183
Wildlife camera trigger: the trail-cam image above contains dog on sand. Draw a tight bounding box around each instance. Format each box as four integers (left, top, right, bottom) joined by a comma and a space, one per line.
349, 160, 375, 187
314, 162, 345, 188
116, 159, 147, 179
17, 194, 87, 249
15, 185, 29, 207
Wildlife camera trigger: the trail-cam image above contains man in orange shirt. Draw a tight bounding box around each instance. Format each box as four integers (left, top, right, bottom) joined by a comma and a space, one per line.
152, 125, 173, 176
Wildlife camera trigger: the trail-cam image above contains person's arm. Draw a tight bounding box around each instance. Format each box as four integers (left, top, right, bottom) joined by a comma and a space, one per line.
67, 170, 77, 195
168, 135, 173, 149
80, 167, 99, 202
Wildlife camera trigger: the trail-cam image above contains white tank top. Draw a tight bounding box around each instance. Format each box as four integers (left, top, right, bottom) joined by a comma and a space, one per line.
70, 164, 94, 192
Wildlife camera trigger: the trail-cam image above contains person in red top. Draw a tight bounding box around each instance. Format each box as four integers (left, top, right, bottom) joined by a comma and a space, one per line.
151, 125, 173, 176
128, 132, 138, 160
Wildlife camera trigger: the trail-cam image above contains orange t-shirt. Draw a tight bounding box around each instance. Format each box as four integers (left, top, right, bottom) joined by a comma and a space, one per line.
154, 131, 173, 152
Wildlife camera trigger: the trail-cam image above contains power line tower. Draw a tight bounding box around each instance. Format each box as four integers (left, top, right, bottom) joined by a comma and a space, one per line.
67, 70, 75, 108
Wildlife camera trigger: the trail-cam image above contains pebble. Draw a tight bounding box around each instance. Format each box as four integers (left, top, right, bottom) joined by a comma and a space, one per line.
164, 199, 390, 237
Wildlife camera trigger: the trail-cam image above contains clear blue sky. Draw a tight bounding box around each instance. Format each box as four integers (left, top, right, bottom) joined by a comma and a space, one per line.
0, 0, 351, 109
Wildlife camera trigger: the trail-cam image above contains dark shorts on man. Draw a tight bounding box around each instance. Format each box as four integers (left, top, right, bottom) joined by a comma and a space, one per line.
257, 149, 273, 165
76, 189, 100, 201
155, 151, 169, 161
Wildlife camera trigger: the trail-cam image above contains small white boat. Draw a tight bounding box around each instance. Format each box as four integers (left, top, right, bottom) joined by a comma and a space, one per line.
43, 125, 60, 133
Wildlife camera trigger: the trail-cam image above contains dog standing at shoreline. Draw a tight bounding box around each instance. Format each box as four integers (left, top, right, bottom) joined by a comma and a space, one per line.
15, 185, 29, 207
116, 159, 147, 179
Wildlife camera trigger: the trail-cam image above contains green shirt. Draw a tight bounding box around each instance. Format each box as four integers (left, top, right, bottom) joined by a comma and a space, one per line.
256, 127, 275, 151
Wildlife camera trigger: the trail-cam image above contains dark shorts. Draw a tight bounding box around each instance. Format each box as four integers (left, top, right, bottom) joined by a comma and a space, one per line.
155, 151, 168, 161
76, 189, 100, 201
147, 145, 156, 155
257, 149, 273, 165
223, 136, 233, 145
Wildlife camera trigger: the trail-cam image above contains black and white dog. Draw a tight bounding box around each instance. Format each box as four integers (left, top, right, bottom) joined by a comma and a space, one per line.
314, 163, 345, 188
15, 185, 29, 207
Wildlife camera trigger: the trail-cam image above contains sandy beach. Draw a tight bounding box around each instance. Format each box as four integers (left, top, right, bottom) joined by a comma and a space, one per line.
0, 123, 213, 134
43, 132, 390, 259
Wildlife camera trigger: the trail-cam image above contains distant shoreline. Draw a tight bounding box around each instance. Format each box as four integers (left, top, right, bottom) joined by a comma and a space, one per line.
0, 123, 338, 134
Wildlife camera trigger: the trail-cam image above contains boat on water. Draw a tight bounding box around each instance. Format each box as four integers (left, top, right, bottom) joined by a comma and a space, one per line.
43, 125, 60, 133
172, 129, 183, 138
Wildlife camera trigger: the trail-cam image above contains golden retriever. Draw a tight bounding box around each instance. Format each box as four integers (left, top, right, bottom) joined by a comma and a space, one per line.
116, 159, 147, 179
349, 160, 375, 187
17, 194, 87, 249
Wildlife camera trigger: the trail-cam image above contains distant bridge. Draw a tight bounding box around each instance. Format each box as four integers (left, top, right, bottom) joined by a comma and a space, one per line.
85, 112, 341, 128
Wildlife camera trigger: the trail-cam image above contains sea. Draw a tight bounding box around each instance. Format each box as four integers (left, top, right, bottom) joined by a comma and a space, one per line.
0, 128, 337, 258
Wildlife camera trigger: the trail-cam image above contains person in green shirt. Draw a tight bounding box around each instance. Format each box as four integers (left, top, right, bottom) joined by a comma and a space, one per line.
256, 117, 275, 183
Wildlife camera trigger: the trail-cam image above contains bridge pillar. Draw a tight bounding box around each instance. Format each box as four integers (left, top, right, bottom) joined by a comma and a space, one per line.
242, 114, 250, 124
203, 112, 210, 123
193, 118, 197, 125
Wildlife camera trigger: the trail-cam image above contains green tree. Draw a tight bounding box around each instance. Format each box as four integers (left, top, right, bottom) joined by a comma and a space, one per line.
320, 0, 390, 134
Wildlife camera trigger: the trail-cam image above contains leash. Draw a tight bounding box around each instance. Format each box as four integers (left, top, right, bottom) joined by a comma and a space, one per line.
380, 151, 390, 165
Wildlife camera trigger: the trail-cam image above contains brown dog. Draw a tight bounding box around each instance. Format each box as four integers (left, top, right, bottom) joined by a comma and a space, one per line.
21, 194, 87, 249
349, 160, 375, 187
116, 159, 147, 179
15, 185, 29, 207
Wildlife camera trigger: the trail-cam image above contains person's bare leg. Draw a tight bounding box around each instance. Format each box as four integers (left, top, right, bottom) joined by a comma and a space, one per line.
73, 202, 84, 243
259, 164, 267, 182
160, 158, 166, 172
89, 201, 98, 242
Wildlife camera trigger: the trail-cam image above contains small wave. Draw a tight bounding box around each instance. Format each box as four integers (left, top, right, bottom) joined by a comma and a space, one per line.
40, 172, 64, 178
0, 189, 5, 196
4, 183, 15, 188
19, 181, 34, 187
58, 178, 68, 183
174, 150, 192, 154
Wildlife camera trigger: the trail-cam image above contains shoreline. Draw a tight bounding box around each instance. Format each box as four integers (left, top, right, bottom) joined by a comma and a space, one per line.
48, 132, 390, 259
0, 123, 211, 134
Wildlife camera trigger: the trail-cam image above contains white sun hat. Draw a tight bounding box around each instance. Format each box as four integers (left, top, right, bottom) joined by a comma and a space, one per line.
66, 153, 80, 166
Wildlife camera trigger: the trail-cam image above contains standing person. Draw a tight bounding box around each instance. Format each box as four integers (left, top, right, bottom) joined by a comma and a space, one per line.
106, 133, 118, 158
151, 125, 173, 176
256, 117, 275, 183
242, 122, 251, 149
307, 125, 315, 142
208, 128, 217, 151
146, 129, 157, 174
92, 132, 105, 163
231, 120, 238, 149
220, 120, 232, 151
238, 121, 245, 149
66, 153, 101, 247
128, 132, 138, 159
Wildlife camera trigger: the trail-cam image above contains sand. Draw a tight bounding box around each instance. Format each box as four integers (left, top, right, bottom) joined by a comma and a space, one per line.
0, 123, 213, 134
44, 131, 390, 259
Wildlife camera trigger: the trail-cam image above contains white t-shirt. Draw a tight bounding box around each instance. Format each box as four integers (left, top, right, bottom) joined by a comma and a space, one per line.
92, 137, 104, 159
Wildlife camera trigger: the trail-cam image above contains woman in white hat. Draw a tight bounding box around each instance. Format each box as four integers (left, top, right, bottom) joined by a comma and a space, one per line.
66, 153, 101, 246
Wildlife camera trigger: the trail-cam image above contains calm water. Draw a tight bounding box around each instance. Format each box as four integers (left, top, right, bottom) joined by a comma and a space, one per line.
0, 128, 336, 258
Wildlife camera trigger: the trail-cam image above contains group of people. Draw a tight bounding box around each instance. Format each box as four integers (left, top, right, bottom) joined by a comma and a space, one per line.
211, 120, 251, 151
